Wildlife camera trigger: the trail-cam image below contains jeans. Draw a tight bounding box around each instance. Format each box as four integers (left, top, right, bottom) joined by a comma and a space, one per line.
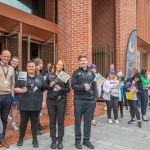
118, 100, 123, 115
128, 100, 140, 120
74, 99, 96, 143
105, 95, 119, 120
141, 89, 149, 116
19, 110, 40, 139
47, 99, 66, 142
0, 94, 13, 139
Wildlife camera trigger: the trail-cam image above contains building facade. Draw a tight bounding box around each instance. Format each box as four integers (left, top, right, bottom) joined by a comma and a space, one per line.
0, 0, 149, 115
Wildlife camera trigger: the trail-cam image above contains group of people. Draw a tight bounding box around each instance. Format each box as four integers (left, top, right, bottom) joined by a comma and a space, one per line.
0, 49, 150, 149
0, 51, 97, 149
103, 64, 150, 129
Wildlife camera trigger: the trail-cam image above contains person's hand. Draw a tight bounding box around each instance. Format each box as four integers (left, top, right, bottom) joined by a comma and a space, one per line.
22, 87, 27, 93
55, 84, 61, 91
148, 84, 150, 88
131, 89, 138, 93
109, 89, 112, 93
84, 83, 91, 91
50, 81, 56, 87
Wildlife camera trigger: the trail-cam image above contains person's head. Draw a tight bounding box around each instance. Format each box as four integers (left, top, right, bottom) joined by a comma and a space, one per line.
78, 55, 88, 69
108, 70, 116, 80
26, 60, 36, 75
10, 56, 19, 68
89, 64, 96, 73
110, 64, 114, 70
141, 69, 147, 77
34, 58, 43, 71
55, 60, 66, 72
133, 73, 141, 82
47, 63, 52, 72
1, 50, 11, 64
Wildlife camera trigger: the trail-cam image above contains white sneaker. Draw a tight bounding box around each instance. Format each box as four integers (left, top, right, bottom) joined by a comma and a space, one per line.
108, 119, 113, 124
12, 125, 19, 131
40, 111, 42, 117
8, 115, 12, 120
115, 120, 119, 124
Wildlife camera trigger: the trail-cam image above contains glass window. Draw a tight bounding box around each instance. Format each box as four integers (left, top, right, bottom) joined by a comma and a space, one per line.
0, 0, 45, 18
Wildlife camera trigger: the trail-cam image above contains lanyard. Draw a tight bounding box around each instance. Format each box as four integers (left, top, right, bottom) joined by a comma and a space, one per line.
0, 63, 9, 78
29, 77, 35, 87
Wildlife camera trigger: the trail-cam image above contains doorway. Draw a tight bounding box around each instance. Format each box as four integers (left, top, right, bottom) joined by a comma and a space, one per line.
30, 42, 39, 60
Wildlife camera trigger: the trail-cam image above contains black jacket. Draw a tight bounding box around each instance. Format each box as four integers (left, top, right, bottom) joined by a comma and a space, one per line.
14, 68, 19, 83
15, 74, 45, 111
45, 72, 70, 102
71, 67, 98, 101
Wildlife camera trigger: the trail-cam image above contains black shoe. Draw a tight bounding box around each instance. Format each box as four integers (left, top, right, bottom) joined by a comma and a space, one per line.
128, 119, 136, 124
83, 141, 94, 149
17, 138, 23, 146
51, 141, 57, 149
75, 142, 82, 149
37, 130, 43, 135
137, 121, 142, 128
38, 124, 44, 130
32, 138, 39, 148
58, 142, 63, 149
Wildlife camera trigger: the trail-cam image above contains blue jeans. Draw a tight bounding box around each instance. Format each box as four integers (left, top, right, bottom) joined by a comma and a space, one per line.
74, 99, 96, 143
0, 94, 13, 139
141, 89, 149, 116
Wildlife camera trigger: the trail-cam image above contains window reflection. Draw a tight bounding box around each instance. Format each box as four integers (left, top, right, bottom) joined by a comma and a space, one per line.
0, 0, 45, 18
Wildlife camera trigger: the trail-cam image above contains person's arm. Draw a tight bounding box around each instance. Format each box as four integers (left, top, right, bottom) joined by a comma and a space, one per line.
71, 71, 85, 92
141, 76, 148, 88
60, 80, 70, 93
93, 80, 98, 99
14, 87, 27, 94
11, 69, 15, 97
44, 73, 54, 90
103, 80, 110, 94
14, 79, 27, 94
42, 90, 47, 108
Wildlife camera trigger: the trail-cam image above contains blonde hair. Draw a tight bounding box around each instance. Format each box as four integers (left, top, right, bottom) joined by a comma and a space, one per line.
107, 74, 116, 80
57, 60, 66, 71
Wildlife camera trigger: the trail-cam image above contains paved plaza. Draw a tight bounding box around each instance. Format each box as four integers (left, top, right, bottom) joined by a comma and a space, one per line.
3, 109, 150, 150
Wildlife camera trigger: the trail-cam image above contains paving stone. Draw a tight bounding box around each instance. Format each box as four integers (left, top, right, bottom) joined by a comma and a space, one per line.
2, 110, 150, 150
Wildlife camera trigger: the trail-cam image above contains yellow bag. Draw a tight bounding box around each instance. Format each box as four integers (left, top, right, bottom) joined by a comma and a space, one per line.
126, 92, 134, 100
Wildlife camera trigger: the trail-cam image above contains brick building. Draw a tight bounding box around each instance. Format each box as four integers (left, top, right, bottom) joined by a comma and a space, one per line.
0, 0, 150, 115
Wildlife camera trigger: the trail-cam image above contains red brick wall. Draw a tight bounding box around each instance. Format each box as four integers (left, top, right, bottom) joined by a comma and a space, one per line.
137, 0, 150, 70
45, 0, 55, 22
115, 0, 137, 72
92, 0, 115, 74
148, 53, 150, 71
137, 0, 150, 43
7, 36, 18, 57
57, 0, 92, 116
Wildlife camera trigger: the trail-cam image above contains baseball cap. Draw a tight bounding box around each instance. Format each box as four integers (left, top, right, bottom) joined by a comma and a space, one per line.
89, 64, 96, 69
